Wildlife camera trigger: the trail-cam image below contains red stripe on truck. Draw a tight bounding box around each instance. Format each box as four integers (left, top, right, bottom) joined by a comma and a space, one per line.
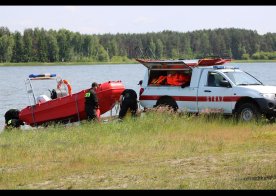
139, 95, 241, 102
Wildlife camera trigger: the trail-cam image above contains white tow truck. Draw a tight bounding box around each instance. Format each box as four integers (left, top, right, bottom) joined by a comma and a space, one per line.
137, 58, 276, 121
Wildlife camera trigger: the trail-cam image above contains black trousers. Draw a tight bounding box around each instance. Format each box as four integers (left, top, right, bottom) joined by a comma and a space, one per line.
85, 107, 97, 121
119, 99, 138, 119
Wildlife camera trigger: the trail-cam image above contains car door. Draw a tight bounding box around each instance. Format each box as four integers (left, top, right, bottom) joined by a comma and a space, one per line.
197, 70, 234, 114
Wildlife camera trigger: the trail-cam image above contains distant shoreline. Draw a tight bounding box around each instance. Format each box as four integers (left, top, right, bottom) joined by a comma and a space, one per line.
0, 61, 138, 67
1, 59, 276, 67
231, 59, 276, 63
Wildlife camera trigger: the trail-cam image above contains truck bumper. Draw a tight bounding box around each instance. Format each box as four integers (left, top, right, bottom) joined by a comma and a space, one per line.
255, 98, 276, 115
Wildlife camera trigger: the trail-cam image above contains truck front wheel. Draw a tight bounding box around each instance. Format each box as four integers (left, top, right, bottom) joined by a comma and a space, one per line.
236, 103, 260, 122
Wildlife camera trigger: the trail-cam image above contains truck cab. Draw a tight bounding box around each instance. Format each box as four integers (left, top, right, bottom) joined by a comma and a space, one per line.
137, 58, 276, 122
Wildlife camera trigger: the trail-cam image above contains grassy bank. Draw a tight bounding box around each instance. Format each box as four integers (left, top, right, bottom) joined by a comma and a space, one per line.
0, 112, 275, 189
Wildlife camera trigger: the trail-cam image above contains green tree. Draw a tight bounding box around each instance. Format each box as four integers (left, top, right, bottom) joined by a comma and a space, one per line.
71, 32, 83, 61
0, 26, 10, 37
109, 38, 119, 58
11, 31, 24, 63
97, 45, 109, 62
149, 39, 156, 58
155, 39, 164, 59
0, 34, 14, 62
37, 28, 48, 62
47, 32, 59, 62
241, 53, 250, 60
57, 29, 73, 62
22, 29, 33, 62
171, 48, 179, 59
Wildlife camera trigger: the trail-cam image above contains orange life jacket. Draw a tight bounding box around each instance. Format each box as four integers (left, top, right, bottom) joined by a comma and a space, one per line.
167, 73, 191, 86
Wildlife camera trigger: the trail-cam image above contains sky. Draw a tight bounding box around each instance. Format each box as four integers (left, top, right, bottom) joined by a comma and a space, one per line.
0, 6, 276, 35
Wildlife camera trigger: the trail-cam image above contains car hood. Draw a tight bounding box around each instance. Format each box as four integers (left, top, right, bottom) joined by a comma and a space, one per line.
238, 85, 276, 94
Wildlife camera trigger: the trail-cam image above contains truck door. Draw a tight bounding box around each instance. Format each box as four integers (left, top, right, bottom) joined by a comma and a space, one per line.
197, 70, 234, 114
176, 86, 198, 113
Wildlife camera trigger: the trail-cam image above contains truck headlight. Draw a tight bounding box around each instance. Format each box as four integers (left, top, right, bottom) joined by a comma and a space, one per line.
260, 93, 276, 100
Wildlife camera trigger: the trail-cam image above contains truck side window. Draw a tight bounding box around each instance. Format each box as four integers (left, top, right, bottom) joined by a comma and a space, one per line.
207, 72, 226, 87
208, 72, 216, 86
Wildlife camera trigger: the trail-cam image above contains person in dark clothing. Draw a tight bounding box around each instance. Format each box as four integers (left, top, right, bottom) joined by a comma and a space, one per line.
4, 109, 24, 129
85, 82, 99, 121
118, 89, 138, 119
137, 80, 144, 97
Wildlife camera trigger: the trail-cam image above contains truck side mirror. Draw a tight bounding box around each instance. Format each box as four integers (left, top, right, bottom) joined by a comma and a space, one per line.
219, 80, 231, 88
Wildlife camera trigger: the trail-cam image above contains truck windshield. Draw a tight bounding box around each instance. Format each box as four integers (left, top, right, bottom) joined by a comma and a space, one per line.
224, 71, 262, 86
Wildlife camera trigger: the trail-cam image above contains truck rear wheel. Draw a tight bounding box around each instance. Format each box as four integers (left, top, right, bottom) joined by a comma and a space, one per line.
236, 103, 260, 122
154, 96, 178, 112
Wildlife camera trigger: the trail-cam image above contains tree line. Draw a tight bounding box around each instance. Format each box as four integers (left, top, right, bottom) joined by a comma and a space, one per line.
1, 26, 276, 63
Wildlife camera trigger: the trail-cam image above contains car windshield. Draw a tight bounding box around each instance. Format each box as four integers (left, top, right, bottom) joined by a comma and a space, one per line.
224, 71, 262, 86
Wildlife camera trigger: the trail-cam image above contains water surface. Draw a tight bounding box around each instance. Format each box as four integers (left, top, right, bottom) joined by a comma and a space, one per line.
1, 62, 276, 131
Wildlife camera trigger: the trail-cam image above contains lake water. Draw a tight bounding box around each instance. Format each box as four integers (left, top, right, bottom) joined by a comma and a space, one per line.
1, 62, 276, 131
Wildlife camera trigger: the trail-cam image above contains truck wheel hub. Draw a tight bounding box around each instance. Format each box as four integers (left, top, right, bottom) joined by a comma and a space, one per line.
242, 108, 254, 121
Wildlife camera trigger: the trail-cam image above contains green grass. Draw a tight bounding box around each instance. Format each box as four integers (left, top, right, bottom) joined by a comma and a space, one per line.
0, 111, 275, 189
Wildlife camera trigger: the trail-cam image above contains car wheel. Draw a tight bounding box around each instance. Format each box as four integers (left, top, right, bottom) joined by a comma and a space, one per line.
236, 103, 260, 122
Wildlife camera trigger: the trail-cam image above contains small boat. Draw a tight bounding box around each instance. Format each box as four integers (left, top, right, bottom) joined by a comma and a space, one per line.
5, 74, 125, 127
